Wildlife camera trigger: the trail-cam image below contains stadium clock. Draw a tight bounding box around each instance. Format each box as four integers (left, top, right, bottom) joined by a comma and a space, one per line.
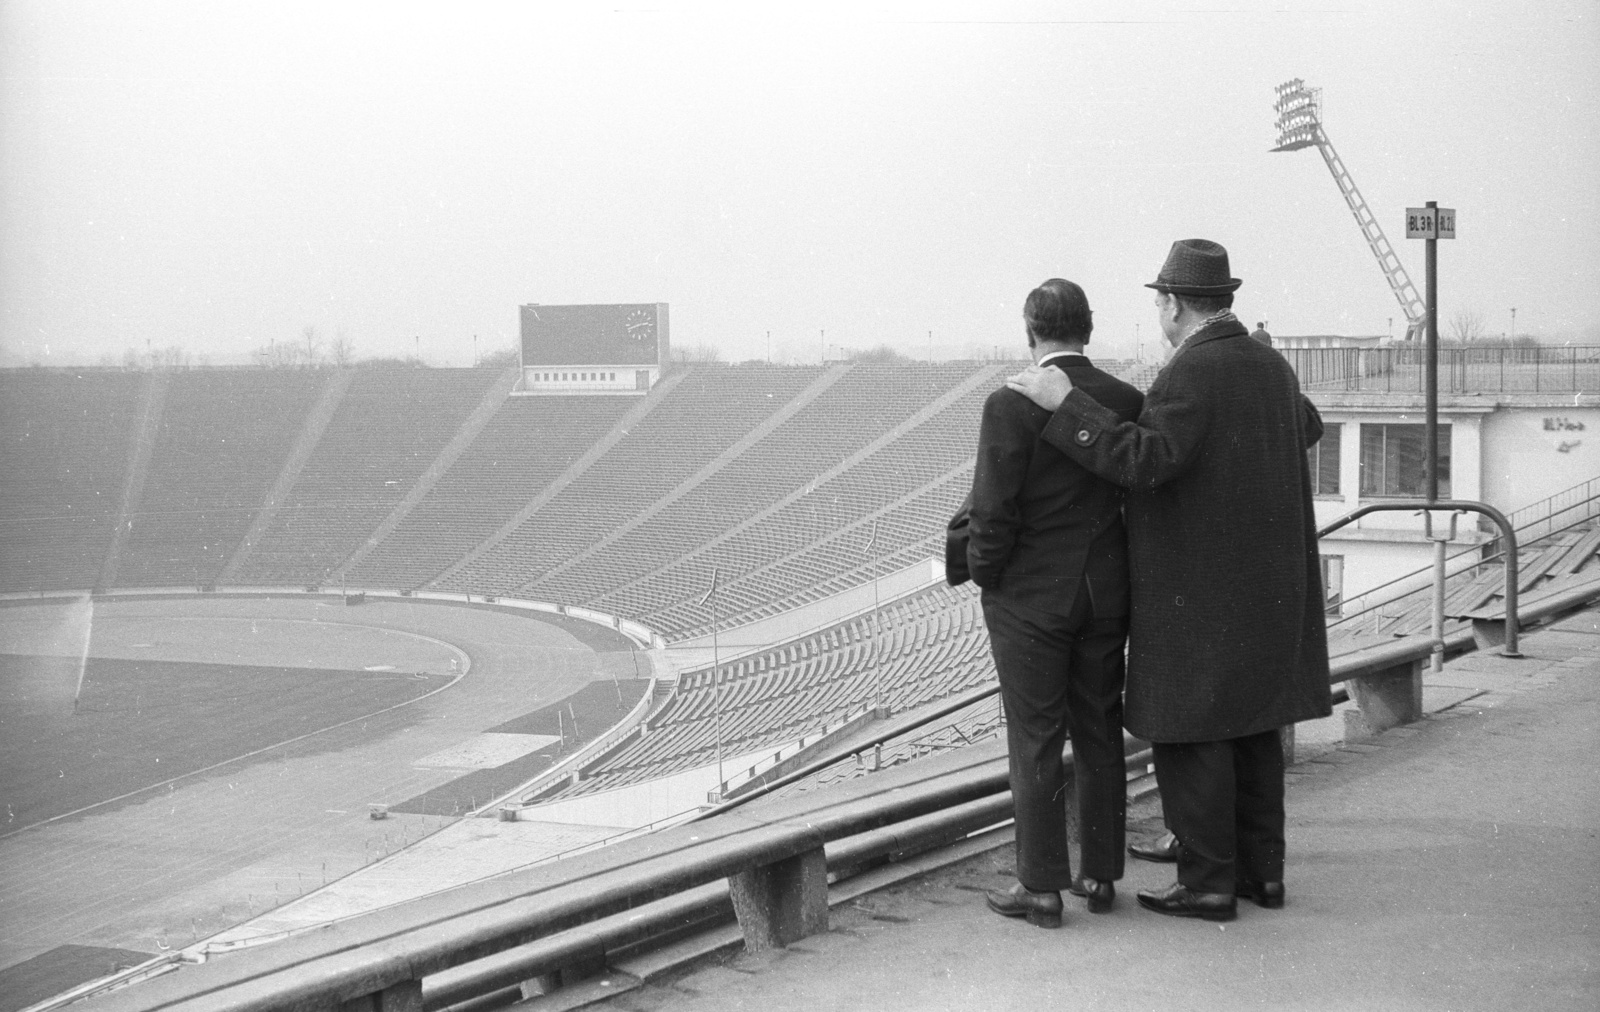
625, 308, 655, 341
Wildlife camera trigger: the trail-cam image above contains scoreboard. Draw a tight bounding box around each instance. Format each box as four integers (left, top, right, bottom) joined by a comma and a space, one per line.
520, 303, 668, 366
519, 303, 669, 394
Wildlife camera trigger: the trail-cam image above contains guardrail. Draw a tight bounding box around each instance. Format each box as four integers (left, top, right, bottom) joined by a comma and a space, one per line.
66, 573, 1600, 1012
1285, 344, 1600, 393
1320, 499, 1521, 657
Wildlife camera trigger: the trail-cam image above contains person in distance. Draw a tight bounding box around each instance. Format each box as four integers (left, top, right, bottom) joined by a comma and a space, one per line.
967, 278, 1143, 928
1005, 239, 1332, 922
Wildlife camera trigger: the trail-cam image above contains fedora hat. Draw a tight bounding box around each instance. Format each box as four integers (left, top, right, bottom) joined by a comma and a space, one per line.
1144, 238, 1242, 295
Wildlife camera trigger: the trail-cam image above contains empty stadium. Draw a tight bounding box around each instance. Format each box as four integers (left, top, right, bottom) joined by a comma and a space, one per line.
2, 355, 1597, 1011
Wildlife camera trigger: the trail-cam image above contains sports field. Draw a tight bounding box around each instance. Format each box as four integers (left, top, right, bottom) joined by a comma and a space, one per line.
0, 593, 644, 992
0, 601, 465, 834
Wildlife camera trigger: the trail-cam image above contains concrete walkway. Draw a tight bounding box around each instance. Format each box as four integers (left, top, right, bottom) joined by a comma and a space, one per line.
591, 611, 1600, 1012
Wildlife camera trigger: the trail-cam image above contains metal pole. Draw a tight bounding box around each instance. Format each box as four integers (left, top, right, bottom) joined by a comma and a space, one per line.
868, 519, 883, 713
1425, 201, 1439, 503
1424, 201, 1444, 673
699, 568, 725, 793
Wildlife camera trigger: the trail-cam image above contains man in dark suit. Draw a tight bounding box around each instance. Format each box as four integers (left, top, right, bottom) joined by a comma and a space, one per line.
972, 278, 1143, 929
1007, 241, 1332, 922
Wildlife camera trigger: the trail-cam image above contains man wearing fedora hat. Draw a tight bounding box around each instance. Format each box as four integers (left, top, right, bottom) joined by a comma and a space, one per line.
1006, 238, 1332, 922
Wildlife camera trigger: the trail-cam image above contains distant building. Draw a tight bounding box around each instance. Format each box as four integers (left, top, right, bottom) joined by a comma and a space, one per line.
1274, 333, 1385, 350
1300, 346, 1599, 614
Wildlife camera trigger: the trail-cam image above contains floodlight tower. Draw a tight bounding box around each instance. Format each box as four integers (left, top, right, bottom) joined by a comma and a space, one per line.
1272, 79, 1426, 341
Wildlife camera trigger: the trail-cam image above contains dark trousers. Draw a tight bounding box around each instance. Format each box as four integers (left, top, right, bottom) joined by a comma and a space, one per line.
1152, 728, 1286, 895
982, 592, 1127, 891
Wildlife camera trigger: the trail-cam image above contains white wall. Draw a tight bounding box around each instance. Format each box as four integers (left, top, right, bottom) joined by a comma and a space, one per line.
1481, 406, 1600, 516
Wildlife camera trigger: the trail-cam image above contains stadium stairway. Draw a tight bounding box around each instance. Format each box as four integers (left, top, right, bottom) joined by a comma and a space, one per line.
231, 369, 505, 586
344, 394, 636, 590
443, 365, 833, 599
216, 369, 354, 586
515, 364, 853, 596
113, 370, 328, 589
584, 364, 1005, 637
331, 367, 521, 583
429, 370, 690, 595
95, 372, 170, 591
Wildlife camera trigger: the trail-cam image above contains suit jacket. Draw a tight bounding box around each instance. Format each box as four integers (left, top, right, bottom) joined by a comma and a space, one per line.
1042, 319, 1333, 741
967, 354, 1144, 617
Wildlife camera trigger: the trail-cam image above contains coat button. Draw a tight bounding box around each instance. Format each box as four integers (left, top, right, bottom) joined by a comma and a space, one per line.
1075, 429, 1092, 444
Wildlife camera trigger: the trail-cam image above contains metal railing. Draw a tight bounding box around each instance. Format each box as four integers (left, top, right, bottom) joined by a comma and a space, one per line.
1326, 478, 1600, 636
1284, 344, 1600, 393
1319, 499, 1520, 657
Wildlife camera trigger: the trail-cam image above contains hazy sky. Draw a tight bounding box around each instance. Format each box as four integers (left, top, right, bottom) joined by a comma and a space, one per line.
2, 1, 1596, 367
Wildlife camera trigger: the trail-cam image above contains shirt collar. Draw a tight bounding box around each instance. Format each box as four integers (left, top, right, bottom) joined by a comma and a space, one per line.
1038, 350, 1088, 369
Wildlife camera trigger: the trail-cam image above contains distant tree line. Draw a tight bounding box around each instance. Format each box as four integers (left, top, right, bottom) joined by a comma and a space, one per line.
79, 326, 524, 371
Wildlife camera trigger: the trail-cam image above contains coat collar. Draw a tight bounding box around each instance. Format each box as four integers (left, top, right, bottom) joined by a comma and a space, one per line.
1176, 318, 1249, 356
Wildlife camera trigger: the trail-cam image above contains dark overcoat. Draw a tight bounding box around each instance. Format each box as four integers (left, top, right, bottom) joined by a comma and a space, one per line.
1042, 319, 1333, 742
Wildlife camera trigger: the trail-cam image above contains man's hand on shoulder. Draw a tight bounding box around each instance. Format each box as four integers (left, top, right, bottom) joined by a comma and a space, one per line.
1005, 365, 1072, 412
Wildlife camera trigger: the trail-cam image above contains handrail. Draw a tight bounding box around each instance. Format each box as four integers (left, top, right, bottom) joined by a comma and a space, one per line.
1322, 478, 1598, 628
1319, 499, 1520, 656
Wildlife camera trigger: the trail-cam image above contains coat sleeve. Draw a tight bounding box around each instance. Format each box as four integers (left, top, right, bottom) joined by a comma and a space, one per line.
1301, 394, 1324, 448
966, 392, 1031, 589
1041, 361, 1212, 492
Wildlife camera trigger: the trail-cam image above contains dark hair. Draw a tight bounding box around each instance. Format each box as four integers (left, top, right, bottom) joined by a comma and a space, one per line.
1173, 292, 1234, 314
1024, 279, 1093, 346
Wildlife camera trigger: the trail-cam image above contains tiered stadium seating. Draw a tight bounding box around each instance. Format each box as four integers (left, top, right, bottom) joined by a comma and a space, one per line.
346, 395, 634, 589
436, 365, 827, 597
524, 362, 985, 607
234, 369, 503, 586
0, 370, 147, 592
116, 370, 327, 587
609, 373, 997, 637
539, 583, 992, 800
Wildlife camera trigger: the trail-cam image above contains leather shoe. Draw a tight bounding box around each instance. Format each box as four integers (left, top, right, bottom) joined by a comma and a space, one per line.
985, 881, 1064, 928
1236, 879, 1285, 909
1066, 877, 1115, 913
1128, 831, 1179, 863
1136, 881, 1237, 922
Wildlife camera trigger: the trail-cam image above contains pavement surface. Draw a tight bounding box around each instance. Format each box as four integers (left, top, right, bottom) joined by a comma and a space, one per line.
586, 611, 1600, 1012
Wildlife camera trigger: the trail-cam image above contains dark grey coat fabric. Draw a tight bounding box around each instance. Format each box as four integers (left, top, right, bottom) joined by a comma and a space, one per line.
1042, 319, 1332, 742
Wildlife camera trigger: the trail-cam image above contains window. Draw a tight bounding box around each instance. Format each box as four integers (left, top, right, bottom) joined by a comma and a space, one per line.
1320, 555, 1344, 616
1308, 422, 1341, 495
1359, 423, 1450, 498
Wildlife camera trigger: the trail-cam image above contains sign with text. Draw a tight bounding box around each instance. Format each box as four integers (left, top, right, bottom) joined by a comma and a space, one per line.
1406, 206, 1457, 239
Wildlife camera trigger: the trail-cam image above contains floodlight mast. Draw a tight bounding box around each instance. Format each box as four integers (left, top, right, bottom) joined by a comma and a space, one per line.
1272, 79, 1426, 341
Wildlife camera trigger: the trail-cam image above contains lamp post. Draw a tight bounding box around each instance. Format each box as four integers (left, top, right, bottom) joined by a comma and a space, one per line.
698, 568, 725, 795
1510, 307, 1516, 342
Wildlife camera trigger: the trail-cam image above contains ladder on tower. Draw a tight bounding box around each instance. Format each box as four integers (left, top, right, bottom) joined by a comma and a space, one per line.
1312, 130, 1426, 341
1272, 79, 1426, 341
